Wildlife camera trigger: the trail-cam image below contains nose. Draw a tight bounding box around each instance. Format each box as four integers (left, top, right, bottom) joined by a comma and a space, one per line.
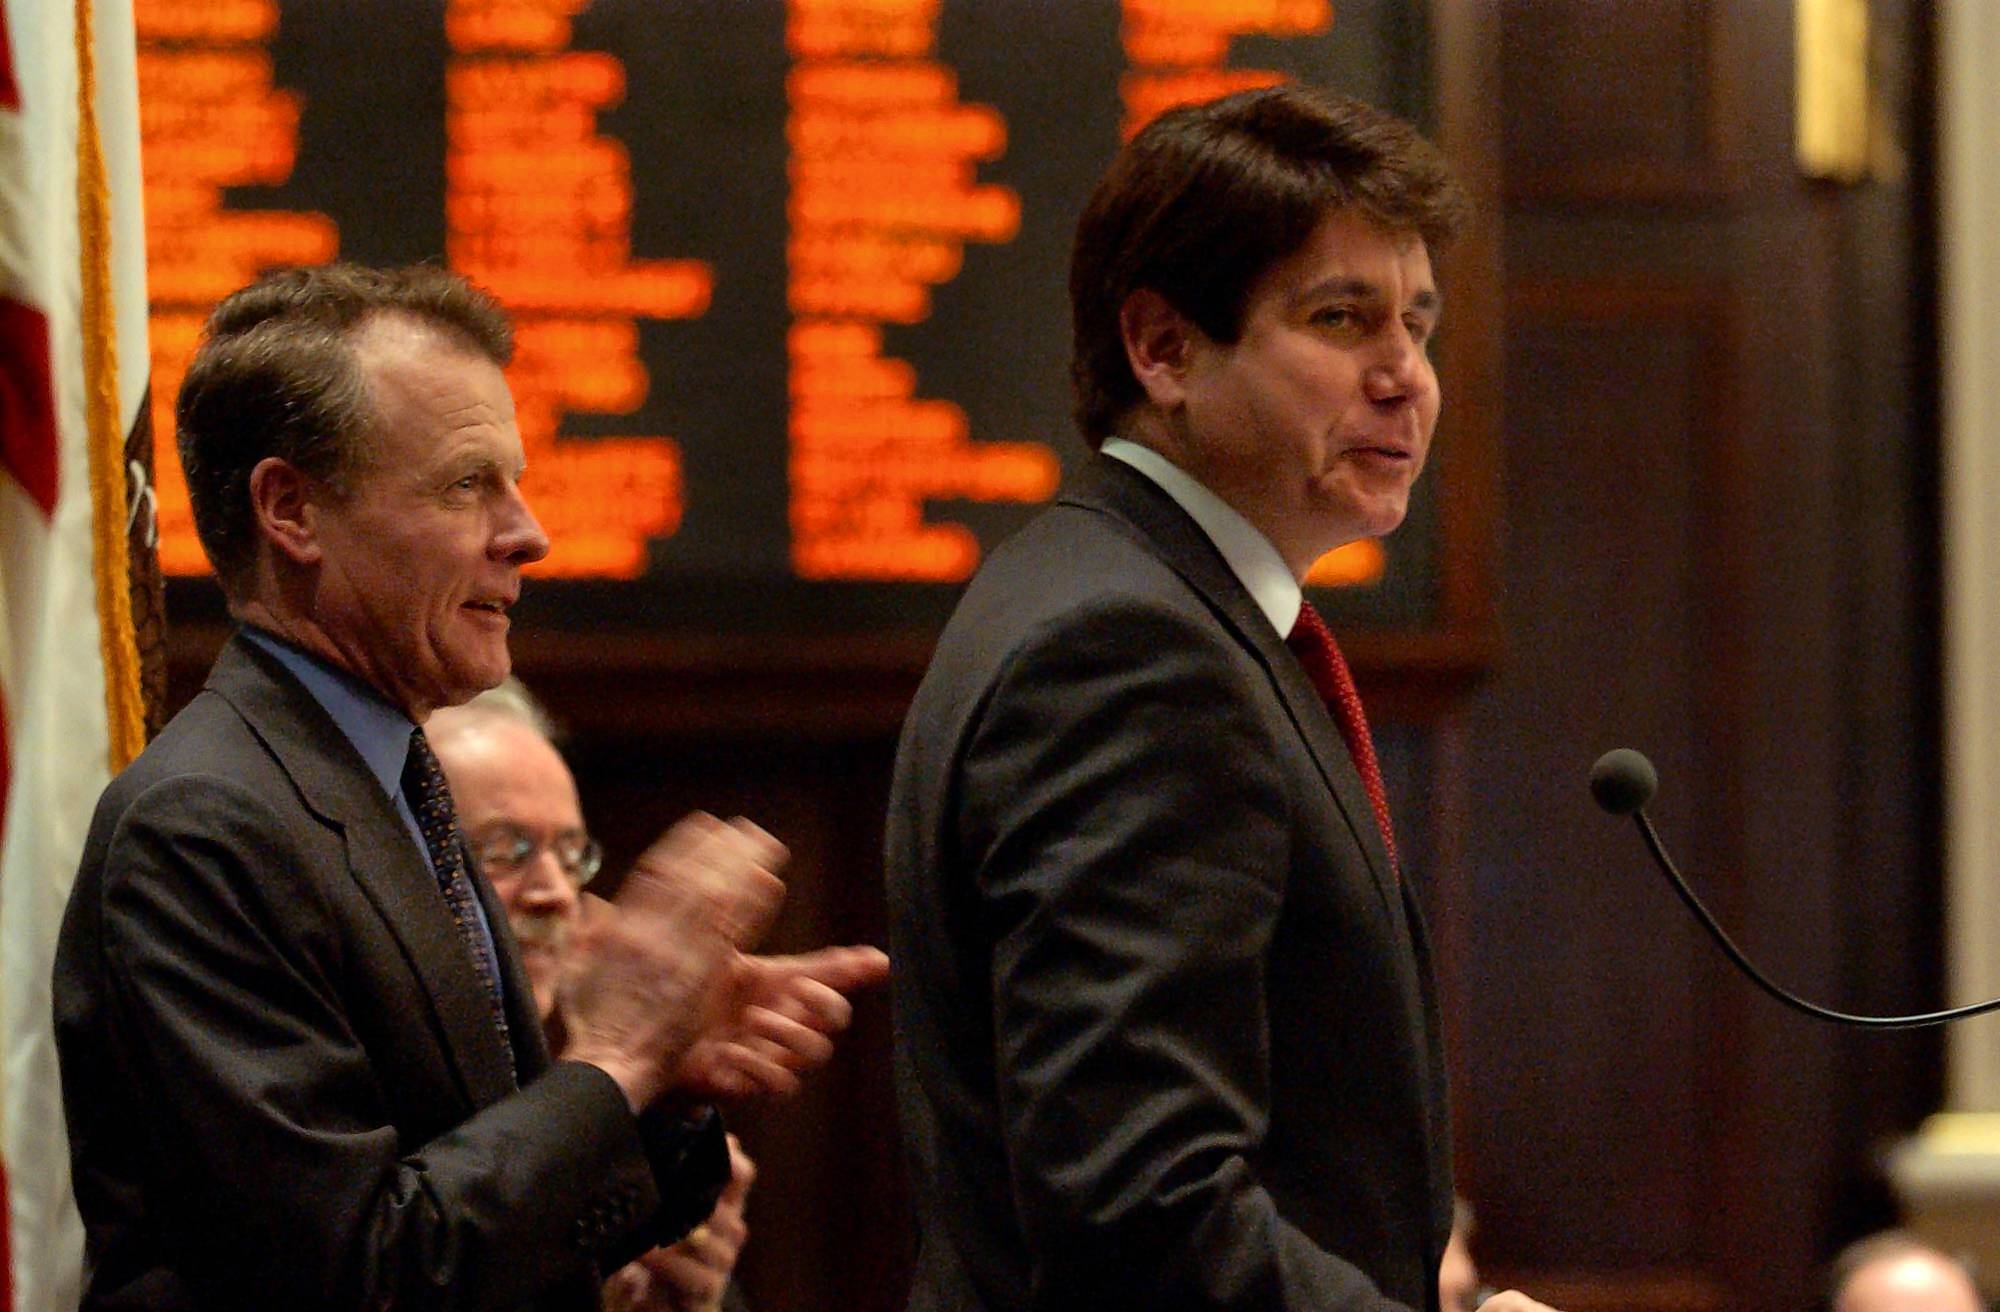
495, 482, 551, 566
512, 849, 580, 916
1363, 324, 1424, 404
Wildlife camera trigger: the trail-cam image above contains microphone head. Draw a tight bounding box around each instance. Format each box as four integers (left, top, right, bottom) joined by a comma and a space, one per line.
1590, 749, 1658, 815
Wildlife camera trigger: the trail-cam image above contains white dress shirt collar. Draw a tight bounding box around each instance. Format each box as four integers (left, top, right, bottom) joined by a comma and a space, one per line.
1101, 437, 1302, 639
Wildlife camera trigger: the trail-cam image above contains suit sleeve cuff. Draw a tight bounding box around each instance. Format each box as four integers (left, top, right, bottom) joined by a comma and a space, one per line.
633, 1101, 729, 1246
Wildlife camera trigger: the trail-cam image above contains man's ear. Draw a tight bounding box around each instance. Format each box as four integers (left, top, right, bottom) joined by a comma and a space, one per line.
247, 457, 322, 567
1119, 288, 1196, 407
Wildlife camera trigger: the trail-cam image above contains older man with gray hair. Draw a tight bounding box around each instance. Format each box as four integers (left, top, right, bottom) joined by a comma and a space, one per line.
430, 680, 803, 1311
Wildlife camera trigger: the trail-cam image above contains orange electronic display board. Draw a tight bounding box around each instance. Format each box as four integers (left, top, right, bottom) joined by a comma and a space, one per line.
134, 0, 1439, 641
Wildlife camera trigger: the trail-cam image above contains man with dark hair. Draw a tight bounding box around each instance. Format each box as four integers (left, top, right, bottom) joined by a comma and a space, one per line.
887, 86, 1550, 1311
55, 263, 883, 1310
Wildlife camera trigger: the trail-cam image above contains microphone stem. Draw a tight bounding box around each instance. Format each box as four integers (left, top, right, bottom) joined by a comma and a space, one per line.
1633, 811, 2000, 1030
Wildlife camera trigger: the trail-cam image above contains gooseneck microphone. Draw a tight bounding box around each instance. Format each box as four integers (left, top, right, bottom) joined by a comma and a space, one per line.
1589, 748, 2000, 1030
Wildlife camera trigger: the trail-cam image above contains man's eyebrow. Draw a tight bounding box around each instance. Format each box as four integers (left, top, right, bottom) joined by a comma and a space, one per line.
440, 447, 495, 472
1296, 276, 1380, 303
1293, 278, 1443, 314
437, 451, 518, 483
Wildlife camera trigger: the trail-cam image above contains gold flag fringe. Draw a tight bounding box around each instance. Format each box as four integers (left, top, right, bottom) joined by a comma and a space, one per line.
75, 0, 147, 772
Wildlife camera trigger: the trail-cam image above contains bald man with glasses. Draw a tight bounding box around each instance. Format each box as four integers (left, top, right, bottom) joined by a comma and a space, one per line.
429, 681, 797, 1312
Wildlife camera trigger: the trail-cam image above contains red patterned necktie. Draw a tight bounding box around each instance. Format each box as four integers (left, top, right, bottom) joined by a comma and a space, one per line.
403, 727, 513, 1047
1285, 600, 1400, 875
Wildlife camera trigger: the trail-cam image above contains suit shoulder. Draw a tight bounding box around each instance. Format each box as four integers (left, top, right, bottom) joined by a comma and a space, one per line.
80, 688, 330, 911
907, 506, 1256, 770
91, 689, 276, 819
955, 501, 1211, 643
984, 498, 1183, 585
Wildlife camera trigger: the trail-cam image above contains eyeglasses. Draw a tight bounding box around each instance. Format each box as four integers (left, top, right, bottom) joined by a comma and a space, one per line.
470, 825, 603, 888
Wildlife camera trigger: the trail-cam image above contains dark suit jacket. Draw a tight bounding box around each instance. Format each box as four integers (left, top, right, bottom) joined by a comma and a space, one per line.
54, 634, 724, 1311
886, 456, 1453, 1312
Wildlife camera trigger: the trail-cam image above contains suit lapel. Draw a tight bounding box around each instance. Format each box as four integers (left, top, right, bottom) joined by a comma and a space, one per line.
1060, 456, 1405, 924
1400, 875, 1454, 1230
209, 636, 522, 1106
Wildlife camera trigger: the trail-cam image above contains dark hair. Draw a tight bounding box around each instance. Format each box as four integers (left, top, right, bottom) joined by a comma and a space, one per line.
176, 262, 513, 592
1068, 84, 1471, 445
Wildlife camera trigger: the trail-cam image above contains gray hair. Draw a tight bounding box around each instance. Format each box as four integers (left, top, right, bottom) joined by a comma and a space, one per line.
451, 676, 561, 743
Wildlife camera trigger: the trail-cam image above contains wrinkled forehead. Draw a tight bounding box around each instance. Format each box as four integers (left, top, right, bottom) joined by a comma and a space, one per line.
344, 315, 520, 463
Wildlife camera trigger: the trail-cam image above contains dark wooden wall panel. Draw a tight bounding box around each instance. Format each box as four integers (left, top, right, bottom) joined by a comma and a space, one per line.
1455, 3, 1939, 1310
1502, 0, 1739, 203
1457, 288, 1731, 1275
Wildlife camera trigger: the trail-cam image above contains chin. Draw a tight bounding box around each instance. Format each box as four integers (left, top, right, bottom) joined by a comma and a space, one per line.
472, 640, 512, 682
1316, 512, 1405, 550
1353, 495, 1412, 539
446, 655, 511, 703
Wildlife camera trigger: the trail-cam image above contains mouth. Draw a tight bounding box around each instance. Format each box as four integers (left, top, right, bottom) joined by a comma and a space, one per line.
511, 917, 571, 952
462, 594, 516, 618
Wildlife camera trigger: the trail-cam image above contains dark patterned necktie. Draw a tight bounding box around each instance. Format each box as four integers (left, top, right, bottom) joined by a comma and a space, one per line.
1285, 600, 1400, 876
402, 726, 512, 1045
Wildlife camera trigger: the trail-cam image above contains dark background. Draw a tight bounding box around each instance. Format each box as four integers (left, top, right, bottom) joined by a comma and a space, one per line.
162, 2, 1943, 1309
